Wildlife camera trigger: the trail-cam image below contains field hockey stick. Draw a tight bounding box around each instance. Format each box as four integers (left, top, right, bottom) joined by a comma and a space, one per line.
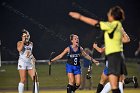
31, 57, 39, 93
48, 52, 55, 76
86, 63, 92, 79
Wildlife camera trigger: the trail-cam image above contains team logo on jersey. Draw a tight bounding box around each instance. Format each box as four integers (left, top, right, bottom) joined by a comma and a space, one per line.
70, 54, 80, 58
26, 47, 31, 50
19, 65, 22, 68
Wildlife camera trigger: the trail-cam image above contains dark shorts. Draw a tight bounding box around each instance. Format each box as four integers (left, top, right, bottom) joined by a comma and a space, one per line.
107, 52, 127, 76
66, 63, 81, 75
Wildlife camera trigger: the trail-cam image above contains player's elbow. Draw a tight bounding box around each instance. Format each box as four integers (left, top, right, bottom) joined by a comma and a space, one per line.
127, 38, 130, 42
122, 37, 130, 43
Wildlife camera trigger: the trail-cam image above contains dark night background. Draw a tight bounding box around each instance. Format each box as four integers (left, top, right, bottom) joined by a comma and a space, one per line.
0, 0, 140, 61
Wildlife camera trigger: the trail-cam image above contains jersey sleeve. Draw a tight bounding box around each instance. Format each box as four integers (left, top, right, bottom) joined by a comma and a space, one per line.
99, 21, 118, 33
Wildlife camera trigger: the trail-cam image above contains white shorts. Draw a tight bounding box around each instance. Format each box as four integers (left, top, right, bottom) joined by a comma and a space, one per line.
18, 58, 33, 70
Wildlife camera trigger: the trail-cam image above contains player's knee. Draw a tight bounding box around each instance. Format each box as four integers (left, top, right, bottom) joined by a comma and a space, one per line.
100, 75, 108, 84
20, 78, 26, 83
100, 78, 106, 85
68, 79, 75, 85
110, 82, 119, 89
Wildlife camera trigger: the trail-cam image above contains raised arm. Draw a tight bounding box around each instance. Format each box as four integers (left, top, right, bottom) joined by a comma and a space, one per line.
121, 28, 130, 43
81, 47, 99, 65
17, 33, 26, 52
17, 41, 24, 52
50, 47, 69, 63
69, 12, 98, 26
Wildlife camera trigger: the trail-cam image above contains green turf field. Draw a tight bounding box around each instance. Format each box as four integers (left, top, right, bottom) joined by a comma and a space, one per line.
0, 61, 140, 91
0, 89, 140, 93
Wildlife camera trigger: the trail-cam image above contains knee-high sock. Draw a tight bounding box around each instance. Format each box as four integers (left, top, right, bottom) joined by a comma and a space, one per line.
18, 82, 24, 93
119, 82, 123, 93
67, 84, 74, 93
35, 82, 39, 93
73, 83, 80, 92
96, 83, 104, 93
101, 82, 123, 93
100, 82, 111, 93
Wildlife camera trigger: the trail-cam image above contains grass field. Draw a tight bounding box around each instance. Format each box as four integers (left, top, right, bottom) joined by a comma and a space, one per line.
0, 61, 140, 92
0, 89, 140, 93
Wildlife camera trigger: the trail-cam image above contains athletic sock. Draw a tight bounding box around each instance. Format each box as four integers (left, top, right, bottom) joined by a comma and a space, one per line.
100, 82, 111, 93
35, 82, 39, 93
112, 88, 120, 93
96, 83, 104, 93
101, 82, 123, 93
67, 84, 74, 93
73, 83, 80, 92
119, 82, 123, 93
18, 82, 24, 93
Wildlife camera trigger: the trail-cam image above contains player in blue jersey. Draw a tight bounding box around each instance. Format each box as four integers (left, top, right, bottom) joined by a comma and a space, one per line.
94, 42, 138, 93
49, 34, 99, 93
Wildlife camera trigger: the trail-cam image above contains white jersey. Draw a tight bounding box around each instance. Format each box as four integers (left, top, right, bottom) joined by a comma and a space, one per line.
18, 42, 33, 70
19, 42, 33, 62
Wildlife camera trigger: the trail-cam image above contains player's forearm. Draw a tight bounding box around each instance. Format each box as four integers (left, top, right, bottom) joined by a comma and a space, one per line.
17, 41, 24, 52
51, 55, 62, 62
95, 47, 103, 53
79, 15, 98, 26
94, 46, 104, 53
82, 50, 93, 61
84, 54, 92, 61
121, 28, 130, 43
82, 53, 95, 63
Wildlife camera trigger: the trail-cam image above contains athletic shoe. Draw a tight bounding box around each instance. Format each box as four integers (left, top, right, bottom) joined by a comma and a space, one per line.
72, 91, 75, 93
133, 76, 138, 88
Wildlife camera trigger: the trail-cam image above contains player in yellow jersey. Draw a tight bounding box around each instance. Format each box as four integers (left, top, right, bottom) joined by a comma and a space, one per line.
69, 6, 126, 93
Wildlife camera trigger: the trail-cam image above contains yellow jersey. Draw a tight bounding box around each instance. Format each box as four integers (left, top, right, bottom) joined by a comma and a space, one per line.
99, 20, 123, 55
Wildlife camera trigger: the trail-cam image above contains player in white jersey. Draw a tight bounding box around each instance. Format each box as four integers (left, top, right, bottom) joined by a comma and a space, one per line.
17, 29, 37, 93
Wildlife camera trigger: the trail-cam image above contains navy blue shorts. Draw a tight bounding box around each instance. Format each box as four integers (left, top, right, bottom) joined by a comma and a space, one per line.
66, 63, 81, 75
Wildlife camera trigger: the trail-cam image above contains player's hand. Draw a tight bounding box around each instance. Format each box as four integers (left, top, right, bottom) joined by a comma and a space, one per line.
31, 56, 36, 64
92, 59, 100, 66
32, 56, 36, 62
69, 12, 81, 19
48, 61, 51, 65
22, 33, 26, 42
95, 61, 100, 66
26, 51, 31, 58
94, 60, 100, 66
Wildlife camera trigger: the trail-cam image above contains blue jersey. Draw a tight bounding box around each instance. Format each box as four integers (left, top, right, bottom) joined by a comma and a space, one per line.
66, 45, 81, 75
67, 45, 81, 66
